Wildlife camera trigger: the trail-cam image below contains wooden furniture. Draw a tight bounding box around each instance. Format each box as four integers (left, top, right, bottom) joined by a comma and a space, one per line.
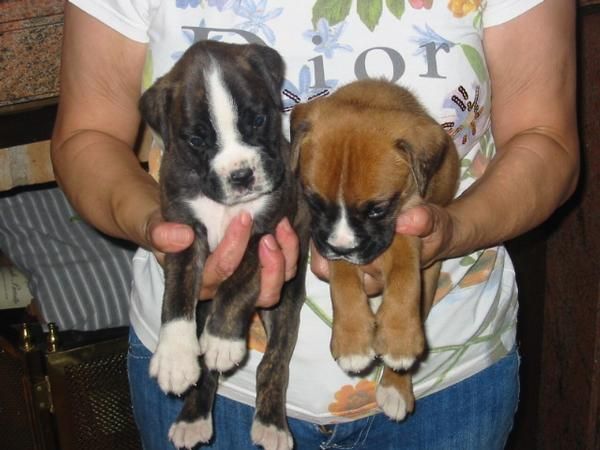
507, 3, 600, 449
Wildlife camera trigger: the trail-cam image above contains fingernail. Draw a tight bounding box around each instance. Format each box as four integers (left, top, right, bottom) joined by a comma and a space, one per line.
239, 211, 252, 227
173, 225, 193, 245
262, 234, 278, 251
396, 214, 411, 230
280, 217, 293, 233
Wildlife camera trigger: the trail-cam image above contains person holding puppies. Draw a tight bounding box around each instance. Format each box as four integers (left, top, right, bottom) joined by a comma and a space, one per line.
52, 1, 578, 449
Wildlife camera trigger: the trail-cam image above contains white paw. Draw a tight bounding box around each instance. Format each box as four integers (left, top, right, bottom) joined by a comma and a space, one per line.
199, 330, 246, 372
168, 416, 213, 449
376, 384, 408, 421
380, 354, 416, 371
149, 319, 201, 395
336, 349, 376, 373
251, 420, 293, 450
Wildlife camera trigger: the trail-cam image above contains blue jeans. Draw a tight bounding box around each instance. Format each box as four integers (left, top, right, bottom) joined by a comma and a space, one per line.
128, 329, 519, 450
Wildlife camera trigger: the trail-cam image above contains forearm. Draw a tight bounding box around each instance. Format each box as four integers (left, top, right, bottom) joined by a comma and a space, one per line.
52, 130, 160, 248
445, 129, 579, 258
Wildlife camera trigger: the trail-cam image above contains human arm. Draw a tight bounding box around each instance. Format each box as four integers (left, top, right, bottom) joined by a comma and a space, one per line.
51, 4, 297, 304
311, 0, 579, 287
398, 0, 579, 264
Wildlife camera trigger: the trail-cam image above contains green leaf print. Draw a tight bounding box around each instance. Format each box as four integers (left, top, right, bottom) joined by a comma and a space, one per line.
385, 0, 405, 19
142, 49, 154, 92
312, 0, 353, 27
459, 255, 477, 267
305, 296, 333, 328
357, 0, 383, 31
472, 10, 483, 30
460, 44, 486, 83
478, 129, 495, 160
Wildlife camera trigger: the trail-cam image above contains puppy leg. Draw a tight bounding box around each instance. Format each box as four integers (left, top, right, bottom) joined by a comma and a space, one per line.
373, 235, 425, 371
169, 363, 219, 448
330, 260, 377, 373
376, 367, 415, 421
168, 362, 219, 448
422, 261, 442, 318
200, 241, 261, 372
168, 301, 218, 448
150, 238, 208, 395
251, 277, 305, 450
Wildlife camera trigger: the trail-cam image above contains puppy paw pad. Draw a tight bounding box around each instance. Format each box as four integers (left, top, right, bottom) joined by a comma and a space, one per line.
168, 416, 213, 449
381, 354, 416, 371
200, 331, 246, 372
149, 320, 201, 395
251, 420, 293, 450
376, 384, 408, 421
336, 350, 376, 373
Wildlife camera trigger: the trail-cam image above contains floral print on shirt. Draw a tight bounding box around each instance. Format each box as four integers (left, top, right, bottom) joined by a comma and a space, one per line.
125, 0, 525, 422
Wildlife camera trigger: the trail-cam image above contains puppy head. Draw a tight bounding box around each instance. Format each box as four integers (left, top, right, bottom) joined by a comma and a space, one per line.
140, 41, 286, 205
291, 86, 452, 264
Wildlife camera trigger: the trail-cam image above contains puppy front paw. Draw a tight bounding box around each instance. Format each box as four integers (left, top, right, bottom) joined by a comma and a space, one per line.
149, 319, 201, 395
336, 350, 376, 373
331, 318, 376, 373
373, 320, 425, 371
168, 415, 213, 449
199, 330, 246, 373
251, 420, 293, 450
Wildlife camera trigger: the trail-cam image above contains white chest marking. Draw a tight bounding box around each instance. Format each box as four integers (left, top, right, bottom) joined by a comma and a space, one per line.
327, 204, 358, 250
186, 194, 271, 252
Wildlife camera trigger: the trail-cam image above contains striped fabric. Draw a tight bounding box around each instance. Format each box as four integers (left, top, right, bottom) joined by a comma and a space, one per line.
0, 185, 135, 330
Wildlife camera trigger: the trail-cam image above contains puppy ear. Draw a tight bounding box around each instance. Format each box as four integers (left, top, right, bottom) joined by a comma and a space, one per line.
395, 123, 452, 198
245, 44, 285, 108
289, 103, 313, 174
139, 79, 173, 151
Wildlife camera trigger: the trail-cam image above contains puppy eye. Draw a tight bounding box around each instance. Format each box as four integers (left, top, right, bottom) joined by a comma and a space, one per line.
187, 135, 205, 149
253, 114, 266, 128
304, 192, 322, 210
367, 204, 388, 220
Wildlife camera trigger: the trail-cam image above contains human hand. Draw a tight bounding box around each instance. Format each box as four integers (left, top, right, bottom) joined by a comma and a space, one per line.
394, 204, 455, 268
145, 209, 299, 307
309, 203, 455, 296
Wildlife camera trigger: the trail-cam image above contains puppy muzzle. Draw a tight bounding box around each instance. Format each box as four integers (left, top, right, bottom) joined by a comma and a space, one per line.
218, 165, 273, 205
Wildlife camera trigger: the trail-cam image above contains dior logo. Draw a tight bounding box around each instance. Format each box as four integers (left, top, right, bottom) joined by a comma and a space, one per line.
183, 26, 451, 84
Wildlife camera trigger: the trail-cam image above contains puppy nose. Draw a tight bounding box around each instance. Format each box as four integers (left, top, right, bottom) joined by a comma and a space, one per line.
229, 167, 254, 188
326, 242, 359, 257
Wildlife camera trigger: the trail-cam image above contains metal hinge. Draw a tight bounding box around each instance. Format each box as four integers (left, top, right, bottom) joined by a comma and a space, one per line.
32, 376, 54, 413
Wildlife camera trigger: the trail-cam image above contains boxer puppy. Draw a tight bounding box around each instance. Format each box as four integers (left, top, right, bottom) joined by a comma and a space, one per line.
140, 41, 309, 450
290, 79, 459, 421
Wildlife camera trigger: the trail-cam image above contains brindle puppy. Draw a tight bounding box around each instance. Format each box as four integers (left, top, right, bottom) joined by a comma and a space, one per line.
140, 41, 310, 450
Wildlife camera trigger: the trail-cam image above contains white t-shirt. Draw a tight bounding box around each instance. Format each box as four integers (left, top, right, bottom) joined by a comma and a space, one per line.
71, 0, 542, 424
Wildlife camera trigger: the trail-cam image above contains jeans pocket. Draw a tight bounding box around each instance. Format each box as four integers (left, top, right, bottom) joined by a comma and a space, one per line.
128, 328, 152, 360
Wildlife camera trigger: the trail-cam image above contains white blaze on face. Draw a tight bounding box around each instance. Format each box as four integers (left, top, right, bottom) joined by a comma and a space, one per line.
327, 203, 358, 251
205, 62, 266, 195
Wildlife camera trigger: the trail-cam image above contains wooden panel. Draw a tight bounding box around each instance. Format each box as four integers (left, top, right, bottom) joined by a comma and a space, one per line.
0, 141, 54, 191
505, 230, 547, 450
508, 4, 600, 449
535, 7, 600, 450
579, 0, 600, 7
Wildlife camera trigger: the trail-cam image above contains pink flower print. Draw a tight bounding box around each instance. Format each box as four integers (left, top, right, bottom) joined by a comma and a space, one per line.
409, 0, 433, 9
